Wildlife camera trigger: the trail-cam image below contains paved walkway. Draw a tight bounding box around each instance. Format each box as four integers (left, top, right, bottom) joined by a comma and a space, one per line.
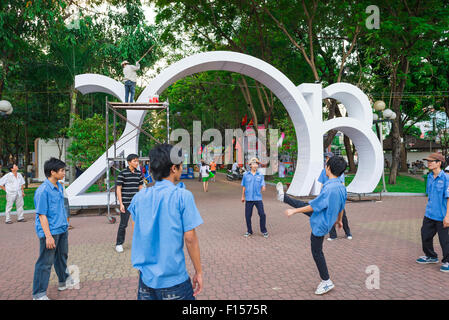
0, 174, 447, 300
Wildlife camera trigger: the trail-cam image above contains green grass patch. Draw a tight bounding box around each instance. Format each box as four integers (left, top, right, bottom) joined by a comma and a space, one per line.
266, 173, 426, 193
0, 188, 37, 212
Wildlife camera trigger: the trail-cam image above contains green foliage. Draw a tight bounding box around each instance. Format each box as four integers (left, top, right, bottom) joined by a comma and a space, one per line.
66, 113, 110, 169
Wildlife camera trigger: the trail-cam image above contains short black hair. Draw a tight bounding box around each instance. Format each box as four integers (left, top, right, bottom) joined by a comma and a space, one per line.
7, 163, 16, 171
326, 156, 347, 177
44, 157, 66, 178
126, 154, 139, 162
149, 144, 183, 181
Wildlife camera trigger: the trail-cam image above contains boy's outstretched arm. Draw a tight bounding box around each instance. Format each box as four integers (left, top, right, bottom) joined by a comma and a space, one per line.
285, 205, 313, 217
185, 229, 203, 297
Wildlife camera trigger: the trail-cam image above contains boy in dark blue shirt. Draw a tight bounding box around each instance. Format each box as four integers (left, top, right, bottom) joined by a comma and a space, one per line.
277, 156, 347, 295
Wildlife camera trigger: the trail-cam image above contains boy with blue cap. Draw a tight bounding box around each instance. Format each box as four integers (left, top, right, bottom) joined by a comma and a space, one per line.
416, 152, 449, 273
276, 156, 347, 295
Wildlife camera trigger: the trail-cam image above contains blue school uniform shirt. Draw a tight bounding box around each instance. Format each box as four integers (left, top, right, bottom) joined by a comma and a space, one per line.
34, 179, 68, 238
129, 179, 203, 289
309, 178, 347, 237
241, 171, 266, 201
318, 168, 345, 185
425, 171, 449, 221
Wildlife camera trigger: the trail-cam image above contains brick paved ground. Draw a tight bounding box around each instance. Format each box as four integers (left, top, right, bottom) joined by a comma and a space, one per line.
0, 173, 448, 300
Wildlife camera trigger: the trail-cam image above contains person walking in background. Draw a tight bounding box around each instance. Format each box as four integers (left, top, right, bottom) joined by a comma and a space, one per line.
0, 163, 26, 224
115, 154, 143, 253
241, 157, 268, 238
32, 158, 75, 300
199, 160, 211, 192
416, 153, 449, 273
210, 160, 217, 182
122, 60, 140, 103
129, 144, 203, 300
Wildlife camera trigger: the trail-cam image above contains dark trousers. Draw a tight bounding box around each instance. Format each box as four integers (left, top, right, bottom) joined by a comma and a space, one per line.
329, 209, 351, 238
116, 205, 131, 246
283, 194, 330, 280
245, 200, 267, 234
421, 216, 449, 263
137, 272, 195, 300
32, 231, 69, 299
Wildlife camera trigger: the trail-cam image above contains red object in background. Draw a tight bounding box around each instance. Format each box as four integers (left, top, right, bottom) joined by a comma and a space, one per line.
242, 114, 248, 126
149, 96, 159, 103
248, 119, 254, 126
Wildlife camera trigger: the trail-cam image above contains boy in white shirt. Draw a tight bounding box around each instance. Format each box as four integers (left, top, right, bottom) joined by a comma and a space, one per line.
0, 164, 26, 224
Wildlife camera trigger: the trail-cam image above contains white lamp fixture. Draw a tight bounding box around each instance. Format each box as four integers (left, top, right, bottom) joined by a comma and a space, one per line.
0, 100, 13, 115
383, 108, 393, 119
373, 100, 386, 112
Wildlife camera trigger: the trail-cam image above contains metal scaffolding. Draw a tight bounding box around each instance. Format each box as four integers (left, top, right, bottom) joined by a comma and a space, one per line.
105, 97, 170, 222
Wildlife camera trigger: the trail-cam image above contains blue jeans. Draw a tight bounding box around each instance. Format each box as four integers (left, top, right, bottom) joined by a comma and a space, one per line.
32, 231, 69, 299
125, 80, 136, 102
137, 273, 195, 300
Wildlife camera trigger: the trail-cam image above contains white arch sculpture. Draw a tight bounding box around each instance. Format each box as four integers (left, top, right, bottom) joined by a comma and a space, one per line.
66, 51, 383, 206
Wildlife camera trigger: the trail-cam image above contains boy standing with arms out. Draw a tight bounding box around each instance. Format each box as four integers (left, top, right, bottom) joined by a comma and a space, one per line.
115, 154, 143, 253
416, 153, 449, 272
129, 144, 203, 300
32, 158, 74, 300
277, 156, 347, 295
0, 163, 26, 224
241, 157, 268, 238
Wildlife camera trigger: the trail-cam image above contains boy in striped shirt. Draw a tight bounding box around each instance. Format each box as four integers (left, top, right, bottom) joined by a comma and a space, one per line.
115, 154, 143, 253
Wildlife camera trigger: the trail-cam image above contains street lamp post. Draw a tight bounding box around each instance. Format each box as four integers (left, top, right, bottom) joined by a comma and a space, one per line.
373, 100, 396, 194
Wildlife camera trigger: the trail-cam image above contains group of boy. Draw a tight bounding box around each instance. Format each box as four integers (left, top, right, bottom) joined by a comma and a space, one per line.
29, 146, 449, 300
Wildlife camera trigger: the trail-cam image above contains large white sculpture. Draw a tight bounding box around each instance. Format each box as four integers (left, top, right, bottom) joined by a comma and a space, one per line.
66, 51, 383, 206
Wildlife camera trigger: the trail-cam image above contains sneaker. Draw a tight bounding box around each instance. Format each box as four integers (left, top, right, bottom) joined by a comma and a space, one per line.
416, 256, 439, 264
327, 237, 336, 241
263, 232, 269, 238
5, 221, 12, 224
17, 219, 26, 222
58, 277, 75, 291
276, 182, 284, 202
115, 245, 124, 253
243, 232, 253, 238
440, 262, 449, 273
346, 235, 353, 240
33, 295, 50, 300
315, 279, 334, 295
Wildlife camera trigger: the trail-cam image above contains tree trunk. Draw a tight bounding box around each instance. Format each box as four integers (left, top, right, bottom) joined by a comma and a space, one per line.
344, 135, 356, 173
389, 120, 401, 184
67, 86, 77, 183
400, 142, 408, 173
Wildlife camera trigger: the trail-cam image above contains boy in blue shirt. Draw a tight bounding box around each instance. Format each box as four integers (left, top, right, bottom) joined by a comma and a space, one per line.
277, 156, 347, 295
129, 144, 204, 300
32, 158, 74, 300
319, 152, 352, 241
241, 157, 268, 238
416, 153, 449, 273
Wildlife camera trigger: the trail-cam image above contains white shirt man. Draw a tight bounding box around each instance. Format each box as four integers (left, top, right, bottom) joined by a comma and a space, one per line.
122, 61, 140, 83
0, 164, 26, 223
232, 162, 239, 174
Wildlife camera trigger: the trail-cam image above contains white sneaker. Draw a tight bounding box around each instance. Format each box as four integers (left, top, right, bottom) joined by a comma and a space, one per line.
33, 295, 50, 300
327, 237, 336, 241
347, 235, 353, 240
115, 245, 124, 253
58, 276, 78, 291
315, 280, 334, 295
276, 182, 284, 202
